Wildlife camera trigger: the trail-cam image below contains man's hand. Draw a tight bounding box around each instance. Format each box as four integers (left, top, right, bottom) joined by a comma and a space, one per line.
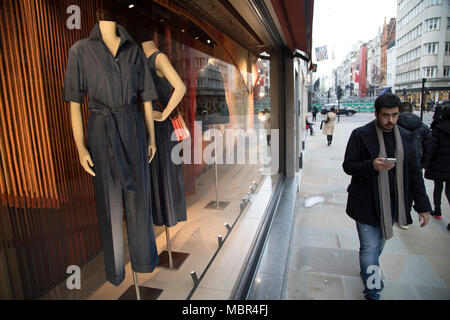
418, 212, 430, 227
373, 157, 395, 171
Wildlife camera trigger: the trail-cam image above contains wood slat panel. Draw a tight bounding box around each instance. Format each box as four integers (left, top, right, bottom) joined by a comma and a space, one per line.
0, 0, 103, 299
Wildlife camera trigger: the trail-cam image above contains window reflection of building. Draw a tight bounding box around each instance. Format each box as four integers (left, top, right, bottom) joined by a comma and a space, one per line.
195, 59, 230, 131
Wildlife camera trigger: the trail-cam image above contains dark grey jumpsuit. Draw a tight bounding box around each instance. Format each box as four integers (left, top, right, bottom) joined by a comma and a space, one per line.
63, 22, 159, 286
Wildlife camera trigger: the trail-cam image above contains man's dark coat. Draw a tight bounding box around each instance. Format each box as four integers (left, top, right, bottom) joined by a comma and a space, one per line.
343, 120, 431, 227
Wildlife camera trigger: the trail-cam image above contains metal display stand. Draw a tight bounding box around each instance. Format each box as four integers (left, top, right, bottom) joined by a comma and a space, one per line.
205, 125, 230, 210
118, 272, 163, 300
158, 226, 189, 269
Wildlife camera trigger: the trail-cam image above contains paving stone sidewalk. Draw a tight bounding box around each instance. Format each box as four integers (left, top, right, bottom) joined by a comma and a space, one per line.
284, 115, 450, 300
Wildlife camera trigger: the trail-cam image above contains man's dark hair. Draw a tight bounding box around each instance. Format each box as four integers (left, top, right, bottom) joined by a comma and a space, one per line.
374, 93, 402, 112
399, 102, 413, 113
330, 107, 335, 112
441, 105, 450, 120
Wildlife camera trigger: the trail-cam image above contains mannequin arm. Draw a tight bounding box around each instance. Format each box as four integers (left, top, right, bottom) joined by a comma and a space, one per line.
143, 101, 157, 163
70, 102, 95, 176
153, 53, 186, 122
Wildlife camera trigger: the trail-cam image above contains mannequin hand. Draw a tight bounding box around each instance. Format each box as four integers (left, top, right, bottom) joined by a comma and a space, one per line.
418, 212, 430, 227
79, 148, 95, 176
153, 111, 164, 122
148, 142, 156, 163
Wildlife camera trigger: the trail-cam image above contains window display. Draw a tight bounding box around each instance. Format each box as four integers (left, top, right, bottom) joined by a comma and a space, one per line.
0, 0, 275, 300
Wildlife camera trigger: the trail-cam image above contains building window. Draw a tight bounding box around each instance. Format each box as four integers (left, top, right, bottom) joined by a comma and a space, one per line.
397, 69, 420, 83
423, 66, 437, 78
423, 42, 439, 54
444, 66, 450, 77
446, 42, 450, 54
398, 1, 424, 29
425, 18, 440, 31
448, 17, 450, 30
426, 0, 442, 6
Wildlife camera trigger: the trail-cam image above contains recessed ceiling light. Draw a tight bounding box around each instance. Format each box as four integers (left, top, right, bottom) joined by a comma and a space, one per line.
160, 19, 164, 22
181, 29, 185, 32
195, 36, 199, 40
207, 39, 211, 44
128, 4, 134, 8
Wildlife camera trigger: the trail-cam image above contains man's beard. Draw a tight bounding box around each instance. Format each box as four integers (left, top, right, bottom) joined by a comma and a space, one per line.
376, 119, 394, 132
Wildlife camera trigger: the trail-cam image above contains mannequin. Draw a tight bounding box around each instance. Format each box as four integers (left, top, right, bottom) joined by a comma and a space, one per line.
142, 40, 188, 268
142, 40, 186, 122
71, 22, 156, 171
63, 18, 160, 291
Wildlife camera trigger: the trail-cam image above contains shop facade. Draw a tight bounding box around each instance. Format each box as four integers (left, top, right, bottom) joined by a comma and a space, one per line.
0, 0, 313, 299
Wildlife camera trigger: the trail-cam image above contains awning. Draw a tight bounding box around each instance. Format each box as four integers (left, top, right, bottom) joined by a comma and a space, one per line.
270, 0, 314, 57
377, 87, 392, 96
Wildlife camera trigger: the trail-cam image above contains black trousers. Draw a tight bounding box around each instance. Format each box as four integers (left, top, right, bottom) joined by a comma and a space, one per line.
433, 180, 450, 210
87, 103, 158, 286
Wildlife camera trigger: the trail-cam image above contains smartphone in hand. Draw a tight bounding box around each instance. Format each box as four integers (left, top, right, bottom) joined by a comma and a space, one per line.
384, 158, 396, 164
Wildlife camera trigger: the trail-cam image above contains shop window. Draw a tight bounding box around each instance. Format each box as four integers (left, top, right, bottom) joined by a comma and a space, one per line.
0, 0, 278, 300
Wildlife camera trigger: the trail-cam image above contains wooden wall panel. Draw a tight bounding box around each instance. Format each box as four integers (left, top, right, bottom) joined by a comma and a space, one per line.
0, 0, 103, 299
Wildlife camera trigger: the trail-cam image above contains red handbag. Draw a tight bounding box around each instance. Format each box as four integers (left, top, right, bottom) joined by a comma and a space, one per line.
154, 100, 190, 142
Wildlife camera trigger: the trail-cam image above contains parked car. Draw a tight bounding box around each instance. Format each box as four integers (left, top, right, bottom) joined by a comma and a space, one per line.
320, 104, 356, 116
320, 104, 338, 115
339, 106, 357, 116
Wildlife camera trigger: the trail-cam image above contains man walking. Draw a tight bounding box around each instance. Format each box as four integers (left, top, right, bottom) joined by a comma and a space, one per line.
312, 106, 318, 122
342, 93, 431, 300
397, 102, 434, 229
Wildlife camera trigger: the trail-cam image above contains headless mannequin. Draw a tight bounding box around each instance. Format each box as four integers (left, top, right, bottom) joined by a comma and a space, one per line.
70, 21, 156, 177
141, 40, 186, 122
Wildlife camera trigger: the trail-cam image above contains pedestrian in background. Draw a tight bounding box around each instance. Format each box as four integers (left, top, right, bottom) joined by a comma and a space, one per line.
424, 105, 450, 222
397, 102, 434, 169
312, 106, 318, 122
343, 93, 431, 300
431, 101, 446, 130
396, 102, 434, 230
322, 107, 336, 146
306, 115, 314, 135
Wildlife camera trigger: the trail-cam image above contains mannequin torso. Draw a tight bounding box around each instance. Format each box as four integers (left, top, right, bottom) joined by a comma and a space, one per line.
142, 41, 164, 77
141, 40, 186, 121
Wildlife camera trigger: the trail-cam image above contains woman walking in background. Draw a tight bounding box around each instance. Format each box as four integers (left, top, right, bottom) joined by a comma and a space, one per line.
322, 107, 336, 146
425, 105, 450, 225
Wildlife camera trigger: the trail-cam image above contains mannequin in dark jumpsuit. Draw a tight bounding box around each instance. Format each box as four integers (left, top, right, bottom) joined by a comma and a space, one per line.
63, 21, 159, 286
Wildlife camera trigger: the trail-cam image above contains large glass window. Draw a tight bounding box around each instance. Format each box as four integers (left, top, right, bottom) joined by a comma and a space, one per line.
0, 0, 277, 300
